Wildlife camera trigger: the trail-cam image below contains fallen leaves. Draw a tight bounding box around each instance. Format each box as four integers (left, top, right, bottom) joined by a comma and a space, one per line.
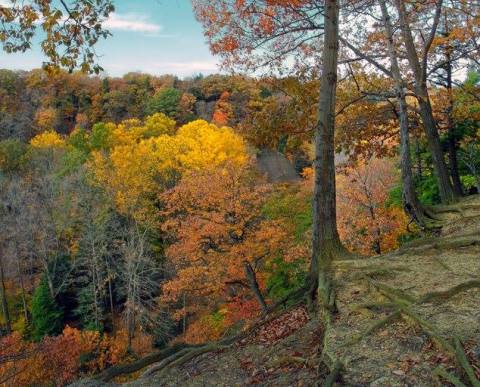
251, 307, 309, 345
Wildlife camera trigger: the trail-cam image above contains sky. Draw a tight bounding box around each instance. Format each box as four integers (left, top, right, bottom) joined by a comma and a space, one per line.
0, 0, 221, 78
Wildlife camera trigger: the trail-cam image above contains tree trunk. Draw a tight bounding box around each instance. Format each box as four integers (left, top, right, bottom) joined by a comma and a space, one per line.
243, 261, 268, 313
394, 0, 456, 204
379, 0, 433, 228
415, 137, 423, 178
310, 0, 345, 309
444, 35, 463, 196
0, 255, 11, 334
416, 94, 456, 203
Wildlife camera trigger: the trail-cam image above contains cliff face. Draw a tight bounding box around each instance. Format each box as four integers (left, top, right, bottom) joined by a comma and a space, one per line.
194, 100, 217, 122
256, 149, 300, 183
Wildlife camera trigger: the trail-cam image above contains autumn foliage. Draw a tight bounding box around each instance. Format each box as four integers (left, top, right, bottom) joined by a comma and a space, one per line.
0, 327, 128, 386
161, 162, 289, 340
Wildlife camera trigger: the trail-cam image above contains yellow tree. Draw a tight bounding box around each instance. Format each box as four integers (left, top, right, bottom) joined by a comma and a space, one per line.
90, 117, 247, 223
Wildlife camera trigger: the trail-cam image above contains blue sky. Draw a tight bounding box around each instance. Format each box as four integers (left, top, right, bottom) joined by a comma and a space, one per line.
0, 0, 221, 77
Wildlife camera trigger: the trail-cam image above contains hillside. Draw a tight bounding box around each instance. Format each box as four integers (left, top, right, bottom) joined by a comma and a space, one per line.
73, 195, 480, 386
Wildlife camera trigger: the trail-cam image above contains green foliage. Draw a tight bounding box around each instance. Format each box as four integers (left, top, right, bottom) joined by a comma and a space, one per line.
31, 276, 64, 341
68, 128, 91, 154
90, 123, 112, 150
266, 258, 306, 302
74, 288, 104, 332
59, 148, 89, 176
145, 88, 182, 118
387, 184, 403, 208
461, 175, 478, 191
262, 190, 312, 242
416, 174, 441, 205
397, 231, 421, 247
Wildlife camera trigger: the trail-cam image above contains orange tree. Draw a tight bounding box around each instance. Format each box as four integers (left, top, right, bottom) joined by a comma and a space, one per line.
193, 0, 353, 321
336, 158, 407, 255
160, 162, 290, 342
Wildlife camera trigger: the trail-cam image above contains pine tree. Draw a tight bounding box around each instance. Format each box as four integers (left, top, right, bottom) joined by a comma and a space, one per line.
31, 276, 63, 341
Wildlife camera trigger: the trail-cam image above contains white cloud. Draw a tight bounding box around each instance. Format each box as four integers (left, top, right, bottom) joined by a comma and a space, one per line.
104, 13, 162, 34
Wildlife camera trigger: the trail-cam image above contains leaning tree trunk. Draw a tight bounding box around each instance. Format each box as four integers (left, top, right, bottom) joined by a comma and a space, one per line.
394, 0, 456, 204
379, 0, 433, 228
310, 0, 345, 310
243, 261, 268, 314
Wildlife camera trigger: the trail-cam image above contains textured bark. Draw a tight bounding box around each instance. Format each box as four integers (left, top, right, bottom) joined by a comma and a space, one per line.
310, 0, 345, 307
394, 0, 456, 204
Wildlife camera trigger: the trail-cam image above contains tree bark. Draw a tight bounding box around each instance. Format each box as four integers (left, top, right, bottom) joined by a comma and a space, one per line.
243, 261, 268, 313
443, 25, 463, 196
379, 0, 433, 228
310, 0, 345, 309
394, 0, 456, 204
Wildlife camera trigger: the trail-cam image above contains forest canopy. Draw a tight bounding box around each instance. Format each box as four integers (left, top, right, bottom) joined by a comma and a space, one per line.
0, 0, 479, 385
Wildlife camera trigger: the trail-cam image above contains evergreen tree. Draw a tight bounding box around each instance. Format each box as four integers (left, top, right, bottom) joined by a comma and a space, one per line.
31, 276, 63, 341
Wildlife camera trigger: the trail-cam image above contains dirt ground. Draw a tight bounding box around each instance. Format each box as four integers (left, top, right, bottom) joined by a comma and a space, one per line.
123, 195, 480, 387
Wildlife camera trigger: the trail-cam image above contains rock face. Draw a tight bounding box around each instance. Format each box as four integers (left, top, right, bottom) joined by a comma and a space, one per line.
256, 149, 300, 183
194, 100, 217, 122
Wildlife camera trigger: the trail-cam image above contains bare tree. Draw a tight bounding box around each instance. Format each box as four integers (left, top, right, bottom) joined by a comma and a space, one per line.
118, 222, 160, 351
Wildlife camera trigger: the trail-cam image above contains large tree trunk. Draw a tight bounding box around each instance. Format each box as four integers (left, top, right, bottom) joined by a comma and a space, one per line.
394, 0, 456, 204
416, 94, 456, 203
379, 0, 433, 228
310, 0, 345, 309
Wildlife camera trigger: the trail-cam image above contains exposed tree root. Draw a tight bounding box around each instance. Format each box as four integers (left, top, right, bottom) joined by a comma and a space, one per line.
392, 233, 480, 256
94, 289, 313, 382
430, 201, 480, 217
398, 306, 454, 353
431, 255, 454, 271
454, 338, 480, 387
433, 366, 468, 387
141, 343, 225, 379
268, 355, 316, 369
418, 280, 480, 304
351, 301, 396, 312
342, 311, 401, 347
395, 231, 479, 249
95, 343, 194, 382
347, 277, 480, 385
429, 204, 466, 217
322, 359, 343, 387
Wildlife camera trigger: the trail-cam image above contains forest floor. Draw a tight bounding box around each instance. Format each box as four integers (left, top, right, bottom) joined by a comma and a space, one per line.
86, 194, 480, 387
